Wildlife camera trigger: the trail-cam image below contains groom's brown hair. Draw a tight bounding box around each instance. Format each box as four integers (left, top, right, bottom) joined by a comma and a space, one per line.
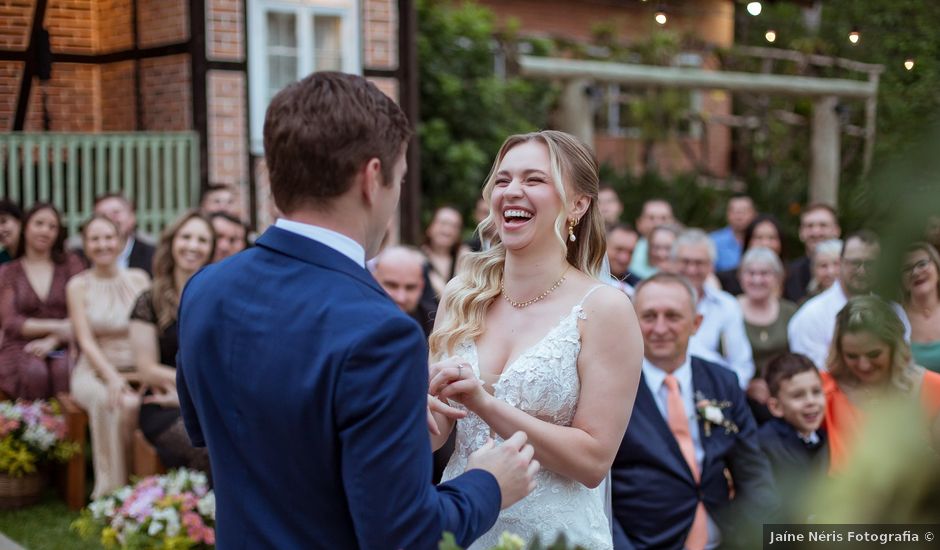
263, 72, 411, 213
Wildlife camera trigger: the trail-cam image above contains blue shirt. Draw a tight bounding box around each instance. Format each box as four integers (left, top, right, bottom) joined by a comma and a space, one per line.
710, 226, 742, 272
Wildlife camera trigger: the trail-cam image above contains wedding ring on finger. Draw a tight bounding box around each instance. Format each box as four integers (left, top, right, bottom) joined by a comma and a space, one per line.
457, 364, 463, 378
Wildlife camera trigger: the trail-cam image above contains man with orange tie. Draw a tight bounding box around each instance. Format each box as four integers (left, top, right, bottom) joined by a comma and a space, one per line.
611, 272, 777, 550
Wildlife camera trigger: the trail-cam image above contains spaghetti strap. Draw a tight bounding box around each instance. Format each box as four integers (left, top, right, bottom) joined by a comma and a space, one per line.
577, 284, 608, 309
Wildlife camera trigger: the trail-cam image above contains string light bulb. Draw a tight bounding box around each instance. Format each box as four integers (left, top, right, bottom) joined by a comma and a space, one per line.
765, 29, 777, 43
848, 27, 860, 44
746, 2, 762, 16
904, 58, 914, 71
654, 9, 667, 25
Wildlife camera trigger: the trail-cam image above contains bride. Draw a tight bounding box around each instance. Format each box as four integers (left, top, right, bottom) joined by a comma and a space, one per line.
427, 130, 642, 549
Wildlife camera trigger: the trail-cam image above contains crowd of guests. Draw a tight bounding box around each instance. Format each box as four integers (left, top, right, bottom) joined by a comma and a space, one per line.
0, 184, 248, 498
368, 188, 940, 547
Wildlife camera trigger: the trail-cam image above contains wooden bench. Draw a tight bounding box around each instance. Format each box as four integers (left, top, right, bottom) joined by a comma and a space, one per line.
55, 392, 88, 511
132, 429, 166, 477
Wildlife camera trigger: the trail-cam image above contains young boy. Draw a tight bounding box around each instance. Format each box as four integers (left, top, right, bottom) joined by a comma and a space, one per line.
758, 353, 829, 497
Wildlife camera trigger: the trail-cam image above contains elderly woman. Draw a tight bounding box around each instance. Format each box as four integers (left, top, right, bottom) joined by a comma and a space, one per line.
737, 247, 798, 420
718, 214, 785, 296
0, 203, 84, 399
901, 243, 940, 372
821, 295, 940, 472
805, 239, 842, 301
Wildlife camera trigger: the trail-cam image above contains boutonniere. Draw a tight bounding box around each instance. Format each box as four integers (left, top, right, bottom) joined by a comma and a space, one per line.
694, 391, 739, 437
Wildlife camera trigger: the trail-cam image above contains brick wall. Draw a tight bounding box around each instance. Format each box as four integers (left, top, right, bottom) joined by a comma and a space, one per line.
137, 0, 189, 48
44, 0, 95, 54
207, 0, 244, 62
0, 1, 32, 50
0, 62, 23, 129
140, 54, 191, 131
363, 0, 397, 69
96, 0, 134, 53
207, 70, 247, 187
100, 60, 136, 130
24, 63, 100, 131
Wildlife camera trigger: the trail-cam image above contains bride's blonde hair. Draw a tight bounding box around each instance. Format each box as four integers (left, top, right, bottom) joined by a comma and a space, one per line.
428, 130, 606, 359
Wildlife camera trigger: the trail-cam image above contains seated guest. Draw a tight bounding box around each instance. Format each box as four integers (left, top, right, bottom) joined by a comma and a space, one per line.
68, 216, 150, 497
717, 214, 784, 296
94, 193, 156, 277
647, 223, 681, 275
598, 184, 625, 230
372, 245, 434, 337
612, 273, 777, 550
210, 213, 249, 263
758, 353, 828, 511
674, 229, 755, 388
710, 194, 756, 273
737, 248, 798, 419
789, 230, 910, 369
0, 200, 22, 264
421, 206, 470, 297
804, 238, 842, 301
901, 243, 940, 372
821, 296, 940, 473
200, 183, 240, 218
630, 199, 676, 278
606, 223, 641, 296
130, 212, 214, 472
0, 203, 83, 399
784, 204, 841, 302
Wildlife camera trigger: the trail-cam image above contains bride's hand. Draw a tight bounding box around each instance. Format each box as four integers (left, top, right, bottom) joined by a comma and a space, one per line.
429, 357, 489, 412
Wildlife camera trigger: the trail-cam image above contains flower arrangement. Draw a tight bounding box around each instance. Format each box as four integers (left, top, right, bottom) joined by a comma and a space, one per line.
72, 468, 216, 549
0, 399, 78, 477
440, 531, 586, 550
694, 391, 739, 437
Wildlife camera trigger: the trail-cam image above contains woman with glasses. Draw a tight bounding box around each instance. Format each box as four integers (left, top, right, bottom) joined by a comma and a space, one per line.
901, 243, 940, 372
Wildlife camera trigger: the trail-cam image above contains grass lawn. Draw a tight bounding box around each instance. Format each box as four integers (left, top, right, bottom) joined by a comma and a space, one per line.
0, 490, 101, 550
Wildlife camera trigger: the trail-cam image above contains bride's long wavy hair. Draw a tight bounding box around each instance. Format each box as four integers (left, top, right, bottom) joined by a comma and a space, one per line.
428, 130, 606, 359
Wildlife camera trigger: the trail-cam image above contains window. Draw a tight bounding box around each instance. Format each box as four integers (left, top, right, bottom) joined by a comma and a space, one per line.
248, 0, 361, 153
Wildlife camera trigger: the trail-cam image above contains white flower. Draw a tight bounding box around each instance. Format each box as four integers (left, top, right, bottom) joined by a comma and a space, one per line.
89, 497, 116, 519
703, 405, 724, 424
197, 492, 216, 519
21, 424, 56, 450
147, 520, 164, 536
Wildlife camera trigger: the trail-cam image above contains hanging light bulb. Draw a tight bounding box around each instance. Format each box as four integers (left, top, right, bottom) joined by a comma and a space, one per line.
848, 27, 860, 44
655, 10, 667, 25
765, 29, 777, 43
904, 58, 915, 71
746, 2, 762, 16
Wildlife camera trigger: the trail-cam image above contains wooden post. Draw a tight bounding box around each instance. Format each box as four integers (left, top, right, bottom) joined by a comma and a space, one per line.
810, 96, 840, 207
558, 79, 594, 148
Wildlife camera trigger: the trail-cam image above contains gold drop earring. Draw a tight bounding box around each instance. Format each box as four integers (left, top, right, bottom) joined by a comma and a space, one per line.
568, 218, 577, 242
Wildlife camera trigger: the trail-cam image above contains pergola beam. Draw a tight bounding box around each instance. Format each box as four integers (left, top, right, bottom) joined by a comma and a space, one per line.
519, 55, 878, 99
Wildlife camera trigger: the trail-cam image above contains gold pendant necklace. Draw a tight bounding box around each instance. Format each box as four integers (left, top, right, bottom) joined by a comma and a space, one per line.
501, 267, 570, 309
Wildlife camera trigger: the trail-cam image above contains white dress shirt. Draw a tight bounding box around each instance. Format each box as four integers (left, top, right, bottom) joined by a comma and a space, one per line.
117, 236, 135, 269
688, 285, 754, 389
642, 357, 721, 550
787, 281, 911, 370
274, 218, 365, 268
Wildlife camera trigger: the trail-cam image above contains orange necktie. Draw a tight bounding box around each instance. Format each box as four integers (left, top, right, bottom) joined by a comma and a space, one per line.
664, 374, 709, 550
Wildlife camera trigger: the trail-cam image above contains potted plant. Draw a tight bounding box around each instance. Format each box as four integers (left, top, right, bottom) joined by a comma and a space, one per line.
0, 399, 79, 508
72, 468, 216, 549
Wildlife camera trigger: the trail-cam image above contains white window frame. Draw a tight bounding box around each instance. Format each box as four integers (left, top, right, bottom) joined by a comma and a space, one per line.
248, 0, 362, 154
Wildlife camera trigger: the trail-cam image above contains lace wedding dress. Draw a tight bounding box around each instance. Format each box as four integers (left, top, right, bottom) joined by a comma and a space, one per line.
440, 286, 612, 550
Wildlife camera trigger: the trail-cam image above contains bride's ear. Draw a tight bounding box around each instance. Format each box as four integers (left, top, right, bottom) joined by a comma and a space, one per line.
569, 194, 591, 222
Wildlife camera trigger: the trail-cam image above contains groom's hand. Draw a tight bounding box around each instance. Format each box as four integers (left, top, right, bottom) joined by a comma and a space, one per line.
466, 431, 539, 509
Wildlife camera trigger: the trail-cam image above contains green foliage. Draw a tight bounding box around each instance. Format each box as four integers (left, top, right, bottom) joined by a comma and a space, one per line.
0, 490, 101, 550
417, 0, 557, 224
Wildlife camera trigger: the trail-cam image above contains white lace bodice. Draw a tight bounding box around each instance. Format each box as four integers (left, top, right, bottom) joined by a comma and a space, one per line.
441, 286, 612, 550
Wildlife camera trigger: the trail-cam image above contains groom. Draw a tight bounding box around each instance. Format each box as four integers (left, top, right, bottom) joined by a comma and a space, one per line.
176, 72, 538, 549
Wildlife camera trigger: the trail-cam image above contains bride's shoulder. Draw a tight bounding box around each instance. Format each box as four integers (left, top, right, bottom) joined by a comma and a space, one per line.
570, 276, 635, 321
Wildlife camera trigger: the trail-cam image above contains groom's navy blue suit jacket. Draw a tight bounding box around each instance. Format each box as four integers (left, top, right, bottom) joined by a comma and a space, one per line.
177, 227, 500, 549
610, 357, 778, 550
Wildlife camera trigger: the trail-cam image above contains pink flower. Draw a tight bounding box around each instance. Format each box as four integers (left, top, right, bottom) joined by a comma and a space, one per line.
0, 418, 20, 438
204, 527, 215, 545
183, 511, 205, 541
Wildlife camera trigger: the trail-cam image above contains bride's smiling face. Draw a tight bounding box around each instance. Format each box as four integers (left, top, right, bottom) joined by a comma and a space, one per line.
490, 140, 565, 252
